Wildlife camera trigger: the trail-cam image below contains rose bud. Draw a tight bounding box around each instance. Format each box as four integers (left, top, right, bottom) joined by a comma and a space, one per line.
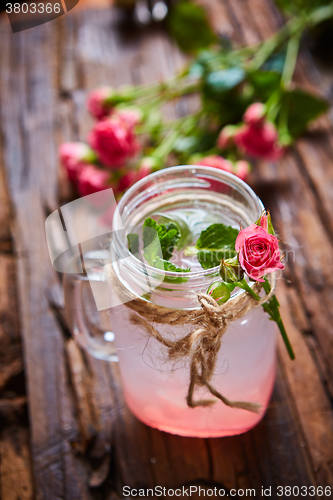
244, 102, 265, 126
220, 256, 244, 283
137, 156, 161, 179
195, 155, 234, 174
87, 87, 115, 120
89, 115, 140, 169
207, 280, 231, 304
234, 121, 284, 161
77, 165, 110, 196
116, 170, 137, 193
257, 211, 275, 234
59, 142, 97, 182
217, 125, 238, 150
233, 160, 251, 182
116, 107, 143, 128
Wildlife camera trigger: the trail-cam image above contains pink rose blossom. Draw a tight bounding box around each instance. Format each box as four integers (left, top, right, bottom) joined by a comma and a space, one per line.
116, 107, 143, 128
234, 121, 284, 160
233, 160, 250, 182
136, 165, 152, 183
136, 156, 158, 180
244, 102, 265, 126
235, 223, 284, 282
77, 165, 110, 196
196, 155, 234, 174
87, 87, 113, 120
116, 170, 137, 193
217, 125, 237, 150
116, 161, 154, 194
59, 142, 92, 181
89, 116, 140, 169
196, 155, 250, 182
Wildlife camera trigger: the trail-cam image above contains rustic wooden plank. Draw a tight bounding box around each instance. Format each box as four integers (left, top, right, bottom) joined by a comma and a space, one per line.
277, 282, 333, 484
0, 18, 95, 499
227, 0, 333, 486
0, 165, 12, 249
0, 427, 34, 500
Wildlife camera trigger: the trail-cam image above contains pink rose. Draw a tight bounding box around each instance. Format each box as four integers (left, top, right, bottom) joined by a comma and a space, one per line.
233, 160, 250, 182
59, 142, 93, 181
136, 156, 159, 179
235, 223, 284, 282
89, 116, 140, 169
87, 87, 113, 120
217, 125, 238, 150
244, 102, 265, 126
116, 160, 154, 194
77, 165, 110, 196
116, 170, 137, 193
196, 155, 234, 174
136, 163, 152, 182
196, 155, 250, 182
234, 121, 284, 160
116, 107, 143, 128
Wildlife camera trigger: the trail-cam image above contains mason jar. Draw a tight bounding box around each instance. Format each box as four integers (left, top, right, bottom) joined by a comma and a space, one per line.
104, 165, 277, 437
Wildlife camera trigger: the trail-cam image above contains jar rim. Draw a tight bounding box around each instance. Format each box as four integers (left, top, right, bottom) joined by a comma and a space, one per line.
114, 165, 264, 280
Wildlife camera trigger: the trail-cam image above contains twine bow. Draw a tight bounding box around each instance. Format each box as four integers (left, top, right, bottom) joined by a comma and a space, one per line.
106, 264, 275, 414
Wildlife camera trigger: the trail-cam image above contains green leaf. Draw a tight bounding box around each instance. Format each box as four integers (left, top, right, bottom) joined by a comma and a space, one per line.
167, 1, 217, 54
174, 136, 200, 155
143, 217, 180, 263
274, 0, 330, 15
205, 67, 245, 96
195, 223, 239, 269
127, 233, 139, 257
262, 50, 287, 73
248, 70, 281, 100
279, 88, 329, 143
154, 213, 192, 250
153, 257, 190, 283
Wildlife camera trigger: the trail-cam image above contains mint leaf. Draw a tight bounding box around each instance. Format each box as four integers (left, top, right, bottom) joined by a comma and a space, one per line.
153, 257, 190, 283
196, 223, 239, 269
154, 213, 192, 250
128, 217, 190, 282
127, 233, 139, 257
143, 217, 180, 262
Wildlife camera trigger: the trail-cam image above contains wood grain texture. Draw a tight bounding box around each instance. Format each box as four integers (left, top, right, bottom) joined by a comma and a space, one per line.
0, 0, 332, 497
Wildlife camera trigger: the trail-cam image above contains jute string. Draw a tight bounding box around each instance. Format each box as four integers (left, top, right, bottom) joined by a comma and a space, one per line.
106, 264, 276, 413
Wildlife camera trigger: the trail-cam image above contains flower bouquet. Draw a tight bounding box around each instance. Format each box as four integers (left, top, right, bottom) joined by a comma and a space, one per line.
59, 2, 332, 197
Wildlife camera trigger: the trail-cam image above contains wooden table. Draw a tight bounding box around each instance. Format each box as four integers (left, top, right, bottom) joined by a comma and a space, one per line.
1, 1, 333, 498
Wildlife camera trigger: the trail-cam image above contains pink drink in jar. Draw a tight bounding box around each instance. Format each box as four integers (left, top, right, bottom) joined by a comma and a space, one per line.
109, 166, 277, 437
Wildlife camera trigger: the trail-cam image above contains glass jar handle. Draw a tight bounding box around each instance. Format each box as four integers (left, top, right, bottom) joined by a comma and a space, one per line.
63, 274, 118, 362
